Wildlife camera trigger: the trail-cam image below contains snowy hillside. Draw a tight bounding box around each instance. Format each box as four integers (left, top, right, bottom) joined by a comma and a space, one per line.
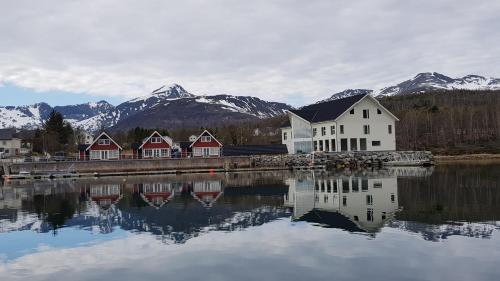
319, 72, 500, 102
0, 84, 292, 132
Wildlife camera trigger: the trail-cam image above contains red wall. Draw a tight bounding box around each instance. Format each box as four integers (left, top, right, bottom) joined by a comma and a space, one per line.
142, 142, 171, 149
90, 135, 120, 151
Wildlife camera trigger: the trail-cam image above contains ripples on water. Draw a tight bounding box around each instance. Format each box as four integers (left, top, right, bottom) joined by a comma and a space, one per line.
1, 164, 500, 281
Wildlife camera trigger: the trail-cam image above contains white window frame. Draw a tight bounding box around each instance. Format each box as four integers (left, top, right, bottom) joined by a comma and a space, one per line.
98, 139, 110, 145
151, 137, 162, 143
201, 136, 212, 142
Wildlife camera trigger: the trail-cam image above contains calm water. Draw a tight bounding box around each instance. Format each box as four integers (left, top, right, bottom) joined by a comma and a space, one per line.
1, 164, 500, 281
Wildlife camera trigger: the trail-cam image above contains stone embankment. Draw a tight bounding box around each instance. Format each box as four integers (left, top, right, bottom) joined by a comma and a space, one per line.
251, 151, 434, 168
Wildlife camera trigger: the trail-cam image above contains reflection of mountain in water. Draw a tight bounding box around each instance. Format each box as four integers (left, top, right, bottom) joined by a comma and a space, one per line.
0, 173, 291, 242
284, 171, 399, 234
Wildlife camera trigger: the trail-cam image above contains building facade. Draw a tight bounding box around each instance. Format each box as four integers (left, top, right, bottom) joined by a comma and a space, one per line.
0, 129, 22, 158
282, 94, 398, 154
79, 132, 122, 160
190, 130, 223, 157
134, 131, 173, 159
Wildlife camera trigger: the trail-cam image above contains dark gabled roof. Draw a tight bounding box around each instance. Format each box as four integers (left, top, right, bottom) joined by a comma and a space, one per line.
222, 144, 288, 156
298, 210, 366, 233
0, 128, 18, 140
78, 144, 89, 151
179, 141, 193, 149
289, 94, 367, 123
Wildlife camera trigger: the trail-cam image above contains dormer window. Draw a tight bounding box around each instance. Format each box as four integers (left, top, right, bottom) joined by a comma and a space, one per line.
98, 139, 110, 145
201, 136, 211, 142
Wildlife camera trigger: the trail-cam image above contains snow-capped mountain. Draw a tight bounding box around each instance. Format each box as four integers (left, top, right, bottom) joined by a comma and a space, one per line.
316, 89, 373, 103
320, 72, 500, 102
0, 103, 52, 129
376, 72, 500, 97
0, 84, 292, 132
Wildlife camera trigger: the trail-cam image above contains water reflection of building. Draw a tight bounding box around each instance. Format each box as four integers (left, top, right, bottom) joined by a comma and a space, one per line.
284, 171, 399, 233
81, 184, 123, 210
134, 183, 176, 209
191, 180, 223, 208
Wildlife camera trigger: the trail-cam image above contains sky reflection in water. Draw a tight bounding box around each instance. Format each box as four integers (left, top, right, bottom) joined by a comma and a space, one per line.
1, 165, 500, 281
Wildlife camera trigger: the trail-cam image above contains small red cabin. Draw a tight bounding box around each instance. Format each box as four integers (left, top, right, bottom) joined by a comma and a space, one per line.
79, 132, 122, 161
134, 131, 173, 159
190, 130, 223, 158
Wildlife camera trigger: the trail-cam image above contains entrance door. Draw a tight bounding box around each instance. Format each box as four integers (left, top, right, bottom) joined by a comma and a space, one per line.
360, 138, 367, 151
101, 150, 108, 160
203, 148, 210, 157
153, 149, 161, 158
340, 139, 348, 151
350, 138, 358, 151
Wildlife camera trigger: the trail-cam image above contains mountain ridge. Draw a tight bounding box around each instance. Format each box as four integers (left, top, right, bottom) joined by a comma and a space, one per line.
2, 72, 499, 132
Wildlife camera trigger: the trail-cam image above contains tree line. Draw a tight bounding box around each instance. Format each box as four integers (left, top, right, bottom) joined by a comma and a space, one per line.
379, 90, 500, 154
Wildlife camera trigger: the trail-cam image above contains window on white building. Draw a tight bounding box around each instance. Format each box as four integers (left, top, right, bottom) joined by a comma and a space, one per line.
363, 125, 370, 134
321, 127, 326, 136
350, 109, 354, 114
312, 128, 317, 137
330, 125, 335, 135
374, 181, 383, 188
363, 109, 369, 119
339, 125, 344, 134
388, 124, 393, 134
372, 141, 381, 146
283, 132, 287, 140
377, 108, 382, 114
313, 141, 318, 151
319, 140, 323, 151
366, 195, 373, 205
161, 149, 169, 157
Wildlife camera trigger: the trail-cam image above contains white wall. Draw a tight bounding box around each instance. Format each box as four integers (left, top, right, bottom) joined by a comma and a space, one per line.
0, 139, 22, 157
335, 97, 396, 151
281, 127, 293, 154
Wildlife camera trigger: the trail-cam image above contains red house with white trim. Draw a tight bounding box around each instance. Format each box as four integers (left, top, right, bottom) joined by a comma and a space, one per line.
133, 131, 173, 159
79, 132, 122, 161
190, 130, 223, 158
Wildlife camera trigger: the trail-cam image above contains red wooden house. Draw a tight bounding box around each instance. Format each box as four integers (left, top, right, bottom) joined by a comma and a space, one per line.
133, 131, 173, 159
79, 132, 122, 161
189, 130, 223, 158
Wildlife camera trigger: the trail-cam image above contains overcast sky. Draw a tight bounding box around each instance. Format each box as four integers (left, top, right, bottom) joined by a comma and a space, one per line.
1, 0, 499, 107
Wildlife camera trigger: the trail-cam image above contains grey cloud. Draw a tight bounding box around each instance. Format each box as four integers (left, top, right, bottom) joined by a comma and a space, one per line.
0, 0, 499, 106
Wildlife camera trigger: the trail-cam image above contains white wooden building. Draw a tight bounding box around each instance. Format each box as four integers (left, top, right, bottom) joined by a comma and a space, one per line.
282, 94, 398, 154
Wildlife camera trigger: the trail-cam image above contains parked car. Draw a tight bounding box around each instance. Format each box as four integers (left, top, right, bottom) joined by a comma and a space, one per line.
53, 151, 66, 162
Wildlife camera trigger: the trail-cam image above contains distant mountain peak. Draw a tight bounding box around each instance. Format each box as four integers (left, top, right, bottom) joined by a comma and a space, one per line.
316, 89, 373, 104
150, 83, 195, 99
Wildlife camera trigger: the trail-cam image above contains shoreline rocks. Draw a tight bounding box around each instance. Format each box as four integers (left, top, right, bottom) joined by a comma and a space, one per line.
251, 151, 434, 168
